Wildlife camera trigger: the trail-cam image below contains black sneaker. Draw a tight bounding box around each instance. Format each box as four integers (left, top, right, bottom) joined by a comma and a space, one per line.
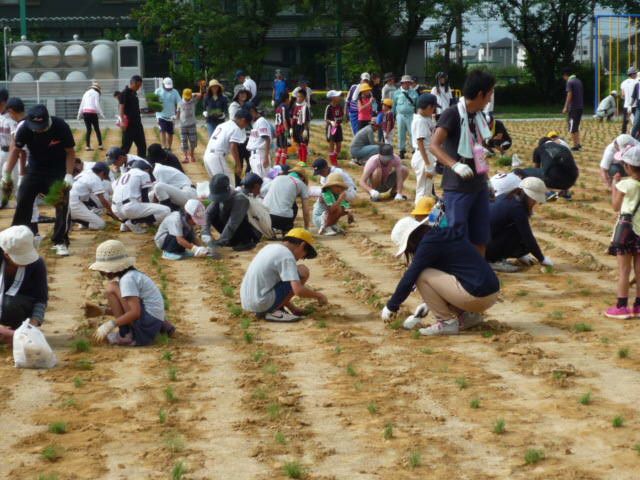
232, 241, 257, 252
571, 145, 582, 152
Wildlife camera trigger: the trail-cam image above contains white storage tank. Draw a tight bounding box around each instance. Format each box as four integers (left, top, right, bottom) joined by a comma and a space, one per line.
12, 71, 34, 82
39, 71, 61, 81
64, 44, 88, 67
37, 42, 62, 68
90, 41, 115, 78
10, 44, 35, 69
66, 71, 87, 81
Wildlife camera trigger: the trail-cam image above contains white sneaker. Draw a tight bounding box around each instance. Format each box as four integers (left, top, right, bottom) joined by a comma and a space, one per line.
511, 154, 522, 167
119, 222, 128, 232
490, 261, 520, 273
459, 312, 483, 330
54, 244, 69, 256
419, 318, 459, 336
403, 315, 423, 329
264, 309, 301, 323
322, 226, 339, 236
124, 220, 147, 234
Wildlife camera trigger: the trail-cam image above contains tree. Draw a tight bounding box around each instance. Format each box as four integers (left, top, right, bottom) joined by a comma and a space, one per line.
432, 0, 481, 69
490, 0, 594, 101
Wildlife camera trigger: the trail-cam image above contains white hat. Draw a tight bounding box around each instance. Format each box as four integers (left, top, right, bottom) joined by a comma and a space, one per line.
622, 145, 640, 167
490, 172, 521, 198
611, 90, 618, 96
519, 177, 547, 204
401, 74, 412, 83
326, 90, 342, 99
0, 225, 39, 266
162, 77, 174, 89
184, 199, 206, 226
89, 240, 135, 273
391, 217, 427, 257
360, 72, 370, 81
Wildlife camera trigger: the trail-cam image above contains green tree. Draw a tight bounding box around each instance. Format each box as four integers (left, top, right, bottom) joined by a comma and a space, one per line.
432, 0, 482, 69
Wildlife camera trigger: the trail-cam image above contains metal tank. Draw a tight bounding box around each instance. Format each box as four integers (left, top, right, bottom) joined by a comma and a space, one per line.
90, 40, 116, 79
10, 44, 35, 69
64, 35, 88, 68
37, 42, 62, 68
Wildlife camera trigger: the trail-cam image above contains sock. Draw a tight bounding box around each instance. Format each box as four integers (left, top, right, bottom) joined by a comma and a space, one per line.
329, 152, 338, 166
281, 150, 288, 166
275, 149, 281, 165
298, 143, 308, 164
617, 297, 628, 308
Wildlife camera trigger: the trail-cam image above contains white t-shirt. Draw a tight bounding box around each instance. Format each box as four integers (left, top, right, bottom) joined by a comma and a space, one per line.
154, 211, 187, 248
206, 120, 246, 154
153, 163, 192, 189
411, 113, 435, 150
263, 175, 309, 218
243, 77, 258, 100
240, 243, 301, 313
0, 112, 15, 147
320, 166, 356, 191
621, 77, 638, 109
431, 86, 452, 115
112, 168, 153, 203
600, 143, 616, 169
246, 116, 272, 151
490, 172, 522, 197
70, 170, 105, 202
119, 269, 165, 321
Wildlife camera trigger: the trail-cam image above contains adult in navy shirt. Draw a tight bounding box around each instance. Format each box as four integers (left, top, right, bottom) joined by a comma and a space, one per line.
3, 105, 75, 256
561, 67, 584, 152
272, 70, 288, 108
382, 225, 499, 336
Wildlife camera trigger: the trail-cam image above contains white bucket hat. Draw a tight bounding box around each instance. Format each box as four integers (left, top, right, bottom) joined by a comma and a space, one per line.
391, 217, 427, 257
401, 74, 412, 83
0, 225, 39, 265
519, 177, 547, 204
326, 90, 342, 99
162, 77, 173, 89
360, 72, 370, 81
89, 240, 135, 273
622, 145, 640, 167
184, 199, 206, 226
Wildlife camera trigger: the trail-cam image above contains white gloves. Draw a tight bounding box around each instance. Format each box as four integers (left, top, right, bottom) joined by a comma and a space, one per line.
93, 320, 115, 342
171, 115, 177, 121
201, 234, 212, 245
271, 100, 275, 107
394, 193, 406, 201
414, 303, 429, 318
518, 254, 536, 266
370, 189, 380, 200
1, 172, 11, 185
381, 306, 396, 321
64, 173, 74, 187
452, 162, 474, 179
190, 245, 209, 257
541, 257, 554, 266
202, 111, 208, 118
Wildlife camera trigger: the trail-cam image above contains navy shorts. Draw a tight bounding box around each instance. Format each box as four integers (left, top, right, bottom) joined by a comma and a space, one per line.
443, 188, 491, 246
568, 109, 582, 134
158, 118, 175, 134
264, 281, 293, 313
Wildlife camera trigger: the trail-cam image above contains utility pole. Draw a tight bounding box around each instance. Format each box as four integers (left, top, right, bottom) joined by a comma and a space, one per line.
19, 0, 27, 37
335, 0, 343, 89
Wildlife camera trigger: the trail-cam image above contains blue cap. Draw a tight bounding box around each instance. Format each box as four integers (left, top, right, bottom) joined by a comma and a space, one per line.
235, 70, 246, 79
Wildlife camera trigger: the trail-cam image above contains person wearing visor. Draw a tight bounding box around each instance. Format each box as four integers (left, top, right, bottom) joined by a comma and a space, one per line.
240, 228, 327, 323
3, 104, 75, 256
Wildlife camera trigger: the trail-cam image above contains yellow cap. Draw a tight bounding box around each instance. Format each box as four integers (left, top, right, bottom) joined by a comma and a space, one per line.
411, 197, 436, 216
547, 131, 558, 138
359, 85, 373, 93
182, 88, 193, 100
382, 98, 393, 107
284, 228, 317, 259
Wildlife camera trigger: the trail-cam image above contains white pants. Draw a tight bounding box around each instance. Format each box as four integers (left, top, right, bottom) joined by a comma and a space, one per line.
0, 149, 19, 185
204, 150, 234, 186
411, 151, 435, 205
152, 183, 197, 207
249, 149, 271, 178
70, 198, 106, 230
345, 186, 357, 202
113, 199, 170, 223
384, 130, 395, 146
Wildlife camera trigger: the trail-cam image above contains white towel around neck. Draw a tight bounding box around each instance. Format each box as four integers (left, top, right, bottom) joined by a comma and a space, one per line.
457, 98, 492, 159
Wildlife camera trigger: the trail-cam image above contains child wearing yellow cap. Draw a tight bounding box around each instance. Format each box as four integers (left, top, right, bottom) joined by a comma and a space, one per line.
176, 86, 203, 163
377, 98, 395, 145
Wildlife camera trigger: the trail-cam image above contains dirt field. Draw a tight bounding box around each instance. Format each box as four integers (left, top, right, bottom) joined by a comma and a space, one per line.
1, 117, 639, 480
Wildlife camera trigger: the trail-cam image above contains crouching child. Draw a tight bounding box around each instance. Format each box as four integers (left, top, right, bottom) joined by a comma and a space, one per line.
154, 199, 210, 260
313, 173, 354, 236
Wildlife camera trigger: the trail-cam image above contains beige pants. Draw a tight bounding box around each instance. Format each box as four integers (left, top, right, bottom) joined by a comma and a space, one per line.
416, 268, 498, 320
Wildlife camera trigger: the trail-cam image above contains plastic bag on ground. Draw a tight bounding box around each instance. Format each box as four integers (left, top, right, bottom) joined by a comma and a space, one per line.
13, 319, 57, 369
196, 181, 210, 200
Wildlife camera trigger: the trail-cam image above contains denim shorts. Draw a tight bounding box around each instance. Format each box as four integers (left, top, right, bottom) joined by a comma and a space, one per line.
158, 118, 174, 134
264, 281, 293, 314
443, 188, 490, 246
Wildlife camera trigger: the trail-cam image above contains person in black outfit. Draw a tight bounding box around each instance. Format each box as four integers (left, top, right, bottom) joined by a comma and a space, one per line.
120, 75, 146, 158
525, 137, 579, 199
1, 105, 75, 256
484, 115, 512, 155
203, 174, 261, 251
147, 143, 184, 173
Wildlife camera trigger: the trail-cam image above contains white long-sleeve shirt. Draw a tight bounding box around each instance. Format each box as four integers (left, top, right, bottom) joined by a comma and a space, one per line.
77, 88, 104, 119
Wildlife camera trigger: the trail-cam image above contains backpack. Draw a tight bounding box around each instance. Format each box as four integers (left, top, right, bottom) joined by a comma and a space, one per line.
246, 196, 274, 239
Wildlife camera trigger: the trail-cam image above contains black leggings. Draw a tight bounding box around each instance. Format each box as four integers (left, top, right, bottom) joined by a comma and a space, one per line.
83, 113, 102, 147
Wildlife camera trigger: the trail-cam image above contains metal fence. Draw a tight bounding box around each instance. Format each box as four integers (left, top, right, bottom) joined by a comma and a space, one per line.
0, 78, 162, 120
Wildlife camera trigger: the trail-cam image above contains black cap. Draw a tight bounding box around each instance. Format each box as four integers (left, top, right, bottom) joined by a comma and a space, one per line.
233, 108, 252, 122
383, 72, 394, 82
417, 93, 438, 109
132, 160, 152, 171
147, 143, 166, 163
0, 88, 8, 103
7, 97, 24, 113
106, 146, 125, 165
379, 144, 394, 160
241, 172, 263, 189
209, 173, 231, 203
25, 104, 51, 131
91, 161, 110, 175
312, 158, 329, 176
244, 101, 258, 112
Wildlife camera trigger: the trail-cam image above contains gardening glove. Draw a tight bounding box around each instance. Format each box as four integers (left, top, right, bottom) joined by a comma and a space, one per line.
452, 162, 474, 179
201, 234, 212, 245
381, 306, 396, 321
1, 172, 10, 187
518, 254, 536, 266
414, 303, 429, 318
93, 320, 115, 342
541, 257, 554, 266
190, 245, 208, 257
271, 100, 275, 107
64, 173, 74, 188
171, 115, 176, 121
394, 193, 407, 201
369, 189, 380, 200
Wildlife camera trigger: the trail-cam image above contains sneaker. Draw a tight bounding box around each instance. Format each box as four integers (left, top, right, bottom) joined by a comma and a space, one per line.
459, 312, 484, 330
419, 318, 460, 336
490, 261, 521, 273
98, 145, 104, 150
191, 156, 197, 163
403, 315, 423, 330
297, 162, 307, 168
511, 154, 522, 167
54, 244, 69, 256
124, 220, 147, 234
545, 191, 559, 202
264, 309, 302, 323
559, 191, 573, 200
182, 157, 190, 164
85, 147, 93, 152
604, 306, 632, 319
350, 158, 360, 166
571, 145, 582, 152
162, 251, 184, 260
321, 226, 339, 236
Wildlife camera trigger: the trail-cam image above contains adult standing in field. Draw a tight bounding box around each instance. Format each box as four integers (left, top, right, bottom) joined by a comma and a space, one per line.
620, 67, 638, 134
561, 67, 584, 152
77, 82, 105, 151
235, 70, 258, 102
155, 77, 182, 151
240, 227, 327, 323
431, 72, 452, 119
272, 69, 288, 107
203, 79, 228, 138
393, 75, 419, 159
429, 69, 496, 254
120, 75, 146, 158
381, 73, 396, 101
346, 73, 370, 135
2, 105, 75, 256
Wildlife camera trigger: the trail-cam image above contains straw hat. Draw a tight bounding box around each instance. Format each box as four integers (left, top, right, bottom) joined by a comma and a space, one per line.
391, 217, 427, 257
323, 172, 348, 190
0, 225, 39, 266
411, 197, 435, 216
519, 177, 547, 204
89, 240, 135, 273
208, 79, 224, 92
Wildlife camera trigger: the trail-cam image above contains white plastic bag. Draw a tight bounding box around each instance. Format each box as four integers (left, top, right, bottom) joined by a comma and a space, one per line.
196, 181, 210, 200
13, 319, 57, 369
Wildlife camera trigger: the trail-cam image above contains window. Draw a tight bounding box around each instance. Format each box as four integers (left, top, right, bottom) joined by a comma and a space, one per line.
119, 46, 138, 67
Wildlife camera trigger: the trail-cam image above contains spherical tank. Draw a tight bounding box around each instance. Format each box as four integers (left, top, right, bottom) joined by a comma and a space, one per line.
66, 71, 88, 81
91, 43, 114, 77
12, 71, 34, 82
64, 44, 88, 67
10, 44, 35, 69
37, 44, 62, 68
39, 71, 61, 81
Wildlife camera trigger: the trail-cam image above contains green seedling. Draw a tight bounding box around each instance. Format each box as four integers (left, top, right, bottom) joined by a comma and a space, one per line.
383, 423, 394, 440
411, 330, 421, 339
420, 348, 433, 354
367, 401, 378, 414
283, 461, 305, 479
157, 333, 170, 346
409, 451, 421, 468
168, 366, 178, 381
618, 347, 630, 358
159, 407, 167, 424
516, 290, 529, 297
482, 330, 494, 338
75, 358, 94, 371
493, 419, 506, 434
533, 301, 545, 308
346, 364, 357, 377
634, 443, 640, 455
275, 431, 287, 445
171, 461, 186, 480
470, 398, 480, 409
304, 305, 316, 315
455, 377, 469, 389
324, 337, 334, 343
549, 310, 564, 319
578, 288, 592, 296
578, 392, 592, 405
240, 317, 251, 329
34, 475, 58, 480
552, 371, 566, 380
230, 305, 243, 317
71, 338, 91, 353
573, 323, 592, 332
73, 376, 84, 388
244, 332, 254, 344
600, 336, 609, 344
162, 351, 173, 361
48, 422, 67, 434
222, 286, 235, 298
163, 431, 185, 452
389, 318, 403, 329
252, 350, 264, 361
41, 445, 62, 462
317, 320, 327, 329
267, 402, 281, 420
613, 415, 624, 428
263, 363, 278, 375
544, 265, 554, 274
62, 396, 77, 408
524, 448, 544, 464
252, 388, 267, 400
164, 385, 178, 403
335, 345, 343, 354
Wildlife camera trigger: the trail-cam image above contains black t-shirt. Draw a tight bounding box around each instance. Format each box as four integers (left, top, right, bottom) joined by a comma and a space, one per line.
436, 105, 488, 193
15, 117, 75, 177
120, 86, 141, 124
539, 142, 579, 190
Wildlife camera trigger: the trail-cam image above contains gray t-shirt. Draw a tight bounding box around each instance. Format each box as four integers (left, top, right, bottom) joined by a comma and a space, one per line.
351, 125, 375, 151
154, 211, 185, 249
263, 175, 309, 218
240, 243, 300, 313
177, 99, 197, 127
382, 84, 397, 100
566, 77, 584, 110
119, 269, 165, 321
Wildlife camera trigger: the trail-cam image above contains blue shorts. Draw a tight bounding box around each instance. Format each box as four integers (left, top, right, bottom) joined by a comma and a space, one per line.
443, 188, 490, 246
264, 281, 293, 314
158, 118, 174, 134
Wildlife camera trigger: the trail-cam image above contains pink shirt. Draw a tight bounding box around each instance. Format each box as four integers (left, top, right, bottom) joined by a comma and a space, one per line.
363, 154, 402, 182
358, 97, 373, 121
